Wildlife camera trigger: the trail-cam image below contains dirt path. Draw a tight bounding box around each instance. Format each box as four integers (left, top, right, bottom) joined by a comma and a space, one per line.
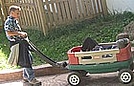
38, 72, 134, 86
1, 72, 134, 86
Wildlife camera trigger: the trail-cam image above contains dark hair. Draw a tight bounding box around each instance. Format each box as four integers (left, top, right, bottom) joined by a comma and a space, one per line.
8, 5, 21, 14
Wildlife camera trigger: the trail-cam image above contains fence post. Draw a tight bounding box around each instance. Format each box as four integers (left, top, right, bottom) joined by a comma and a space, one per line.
1, 0, 7, 21
101, 0, 108, 15
0, 4, 3, 31
34, 0, 48, 35
0, 0, 5, 31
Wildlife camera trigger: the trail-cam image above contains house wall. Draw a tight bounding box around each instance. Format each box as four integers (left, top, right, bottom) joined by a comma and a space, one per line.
106, 0, 134, 13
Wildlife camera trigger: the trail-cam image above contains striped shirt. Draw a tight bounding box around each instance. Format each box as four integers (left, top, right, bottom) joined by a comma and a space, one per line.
4, 16, 21, 41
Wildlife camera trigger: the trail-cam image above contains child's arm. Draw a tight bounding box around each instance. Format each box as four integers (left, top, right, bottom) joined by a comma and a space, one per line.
6, 31, 27, 38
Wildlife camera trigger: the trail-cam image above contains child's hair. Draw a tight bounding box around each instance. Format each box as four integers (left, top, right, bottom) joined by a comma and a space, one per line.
8, 5, 21, 14
116, 33, 129, 40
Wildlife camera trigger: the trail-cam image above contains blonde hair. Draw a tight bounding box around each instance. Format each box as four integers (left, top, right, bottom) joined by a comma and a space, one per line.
8, 5, 21, 14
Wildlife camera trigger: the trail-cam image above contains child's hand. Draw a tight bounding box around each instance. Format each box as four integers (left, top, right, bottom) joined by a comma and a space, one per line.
18, 32, 27, 38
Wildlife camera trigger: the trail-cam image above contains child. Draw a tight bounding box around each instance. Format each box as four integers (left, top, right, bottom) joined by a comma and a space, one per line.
4, 5, 41, 84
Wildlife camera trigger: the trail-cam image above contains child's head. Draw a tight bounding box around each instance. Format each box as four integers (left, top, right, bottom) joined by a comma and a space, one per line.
116, 33, 129, 40
8, 5, 21, 19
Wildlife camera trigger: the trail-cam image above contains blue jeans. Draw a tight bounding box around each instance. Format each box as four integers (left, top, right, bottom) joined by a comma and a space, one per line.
23, 67, 35, 81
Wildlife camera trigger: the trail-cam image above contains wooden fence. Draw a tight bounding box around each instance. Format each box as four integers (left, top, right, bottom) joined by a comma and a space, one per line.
1, 0, 108, 35
0, 0, 4, 31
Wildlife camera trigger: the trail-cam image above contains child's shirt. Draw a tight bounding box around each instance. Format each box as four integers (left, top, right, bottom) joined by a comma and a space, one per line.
4, 16, 21, 41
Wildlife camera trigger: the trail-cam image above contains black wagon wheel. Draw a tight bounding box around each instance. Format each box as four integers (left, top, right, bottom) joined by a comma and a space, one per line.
67, 72, 82, 86
118, 69, 133, 84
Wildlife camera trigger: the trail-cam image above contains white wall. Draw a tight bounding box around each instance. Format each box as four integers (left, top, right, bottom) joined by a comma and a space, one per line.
106, 0, 134, 13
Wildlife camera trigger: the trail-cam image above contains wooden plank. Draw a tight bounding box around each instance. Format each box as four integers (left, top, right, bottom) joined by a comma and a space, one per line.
9, 0, 12, 3
4, 0, 7, 3
88, 0, 94, 18
28, 6, 33, 26
59, 0, 66, 20
98, 0, 104, 16
45, 0, 53, 27
0, 4, 4, 28
23, 0, 30, 26
72, 0, 79, 19
99, 0, 103, 12
77, 0, 83, 18
17, 0, 20, 2
26, 5, 34, 27
19, 6, 23, 26
27, 0, 33, 26
23, 6, 28, 26
88, 0, 94, 17
32, 5, 40, 28
51, 0, 58, 24
87, 0, 93, 17
69, 0, 78, 19
34, 0, 43, 30
96, 0, 101, 14
80, 0, 87, 17
68, 0, 74, 19
64, 0, 71, 20
20, 6, 26, 26
1, 0, 8, 20
14, 0, 18, 3
29, 0, 38, 27
30, 6, 36, 26
92, 0, 97, 16
20, 6, 25, 26
55, 0, 63, 23
5, 2, 35, 6
35, 0, 48, 35
101, 0, 108, 15
84, 0, 89, 16
25, 6, 30, 26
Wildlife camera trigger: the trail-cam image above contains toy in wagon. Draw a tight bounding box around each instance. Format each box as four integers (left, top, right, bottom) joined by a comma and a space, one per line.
66, 33, 134, 86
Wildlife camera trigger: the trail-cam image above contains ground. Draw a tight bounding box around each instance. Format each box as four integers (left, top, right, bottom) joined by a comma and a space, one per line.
0, 72, 134, 86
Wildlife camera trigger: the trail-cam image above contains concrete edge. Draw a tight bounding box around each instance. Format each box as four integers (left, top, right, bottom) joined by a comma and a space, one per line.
0, 64, 69, 82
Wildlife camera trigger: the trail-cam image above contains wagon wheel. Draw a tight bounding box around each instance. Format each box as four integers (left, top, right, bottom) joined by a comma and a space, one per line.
67, 72, 82, 86
118, 69, 133, 84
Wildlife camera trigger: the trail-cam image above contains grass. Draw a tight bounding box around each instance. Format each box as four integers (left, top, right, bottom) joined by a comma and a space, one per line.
0, 11, 134, 70
0, 49, 8, 70
0, 49, 17, 70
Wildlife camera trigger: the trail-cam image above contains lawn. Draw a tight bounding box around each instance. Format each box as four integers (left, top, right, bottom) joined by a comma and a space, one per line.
0, 49, 17, 70
0, 11, 134, 70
